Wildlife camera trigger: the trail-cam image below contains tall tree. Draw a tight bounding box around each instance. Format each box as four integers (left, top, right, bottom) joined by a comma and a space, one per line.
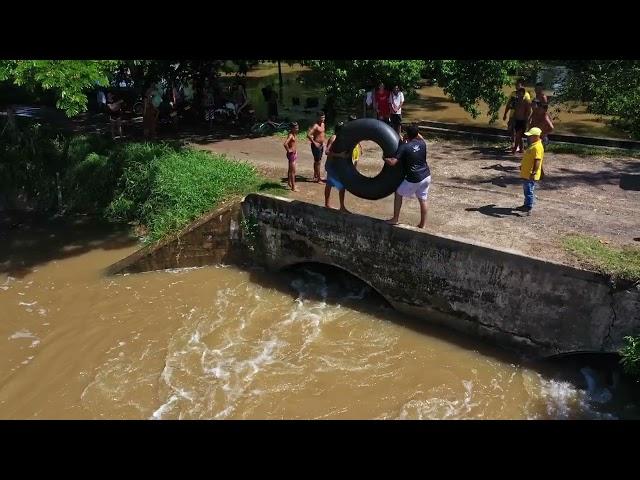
0, 60, 118, 116
425, 60, 522, 121
555, 60, 640, 138
305, 60, 426, 117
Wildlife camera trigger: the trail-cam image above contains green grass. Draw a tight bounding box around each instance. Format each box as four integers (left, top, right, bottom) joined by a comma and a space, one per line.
562, 234, 640, 282
545, 142, 640, 158
620, 336, 640, 380
106, 147, 269, 242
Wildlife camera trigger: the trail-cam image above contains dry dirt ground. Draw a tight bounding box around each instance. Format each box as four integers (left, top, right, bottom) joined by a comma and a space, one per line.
194, 134, 640, 267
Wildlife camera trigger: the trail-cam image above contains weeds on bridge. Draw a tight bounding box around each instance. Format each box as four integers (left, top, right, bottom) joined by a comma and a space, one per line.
620, 336, 640, 380
561, 234, 640, 283
240, 215, 260, 252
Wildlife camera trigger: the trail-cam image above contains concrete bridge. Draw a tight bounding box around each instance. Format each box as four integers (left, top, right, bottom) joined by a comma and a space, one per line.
107, 193, 640, 357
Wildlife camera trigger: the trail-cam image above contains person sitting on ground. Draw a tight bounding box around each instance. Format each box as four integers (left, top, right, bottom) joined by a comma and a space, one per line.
383, 124, 431, 229
517, 127, 545, 216
324, 122, 350, 212
283, 122, 299, 192
529, 101, 554, 147
348, 115, 363, 168
509, 87, 532, 154
106, 92, 124, 139
307, 111, 327, 183
503, 78, 531, 148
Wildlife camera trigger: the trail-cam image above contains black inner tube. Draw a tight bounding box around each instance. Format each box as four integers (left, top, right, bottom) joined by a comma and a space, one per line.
329, 118, 403, 200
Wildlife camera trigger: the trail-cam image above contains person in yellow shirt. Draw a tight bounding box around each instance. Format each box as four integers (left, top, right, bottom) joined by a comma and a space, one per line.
348, 115, 363, 168
352, 142, 362, 167
517, 127, 544, 215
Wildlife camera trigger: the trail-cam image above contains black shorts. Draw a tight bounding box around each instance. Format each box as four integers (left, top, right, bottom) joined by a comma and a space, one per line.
310, 142, 324, 162
391, 113, 402, 127
514, 119, 526, 133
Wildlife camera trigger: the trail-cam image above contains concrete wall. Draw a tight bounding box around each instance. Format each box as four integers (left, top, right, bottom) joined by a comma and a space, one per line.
105, 200, 243, 275
241, 194, 640, 357
107, 193, 640, 357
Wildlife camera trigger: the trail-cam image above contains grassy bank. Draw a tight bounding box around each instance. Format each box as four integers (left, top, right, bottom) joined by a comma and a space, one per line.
104, 144, 276, 241
562, 234, 640, 283
1, 118, 285, 242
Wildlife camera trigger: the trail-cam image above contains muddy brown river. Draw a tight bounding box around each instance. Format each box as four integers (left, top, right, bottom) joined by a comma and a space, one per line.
1, 216, 638, 419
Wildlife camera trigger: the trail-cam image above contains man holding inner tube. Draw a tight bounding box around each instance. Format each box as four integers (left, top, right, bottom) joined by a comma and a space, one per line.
383, 124, 431, 229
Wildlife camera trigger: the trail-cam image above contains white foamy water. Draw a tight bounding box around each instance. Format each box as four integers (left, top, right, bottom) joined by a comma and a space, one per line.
6, 258, 630, 420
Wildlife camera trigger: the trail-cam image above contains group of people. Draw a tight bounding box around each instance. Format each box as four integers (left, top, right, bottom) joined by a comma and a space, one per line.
283, 110, 432, 228
503, 78, 554, 154
282, 78, 550, 227
365, 82, 405, 135
98, 77, 252, 139
501, 78, 552, 213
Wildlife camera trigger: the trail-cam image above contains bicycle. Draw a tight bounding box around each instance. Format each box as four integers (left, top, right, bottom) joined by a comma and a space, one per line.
250, 119, 291, 136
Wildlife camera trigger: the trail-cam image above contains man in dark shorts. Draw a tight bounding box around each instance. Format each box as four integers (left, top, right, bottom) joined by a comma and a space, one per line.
510, 88, 531, 154
503, 78, 531, 151
383, 124, 432, 229
307, 111, 326, 182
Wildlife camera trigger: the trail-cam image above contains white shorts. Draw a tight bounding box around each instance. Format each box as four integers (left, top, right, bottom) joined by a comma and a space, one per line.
396, 175, 432, 200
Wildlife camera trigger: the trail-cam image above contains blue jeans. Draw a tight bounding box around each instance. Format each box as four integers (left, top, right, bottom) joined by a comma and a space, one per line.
523, 180, 537, 208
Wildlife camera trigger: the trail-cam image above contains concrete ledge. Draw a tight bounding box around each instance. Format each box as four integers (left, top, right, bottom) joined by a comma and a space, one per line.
104, 199, 243, 275
415, 119, 640, 150
242, 193, 640, 357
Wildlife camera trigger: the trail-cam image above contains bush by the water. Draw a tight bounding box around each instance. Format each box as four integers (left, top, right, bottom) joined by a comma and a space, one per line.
1, 117, 265, 242
106, 146, 261, 241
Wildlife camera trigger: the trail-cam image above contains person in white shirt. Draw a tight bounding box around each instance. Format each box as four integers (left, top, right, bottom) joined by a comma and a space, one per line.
96, 89, 107, 113
389, 85, 405, 135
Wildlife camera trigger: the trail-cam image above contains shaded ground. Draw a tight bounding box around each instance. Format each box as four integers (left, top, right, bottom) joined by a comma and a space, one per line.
196, 134, 640, 267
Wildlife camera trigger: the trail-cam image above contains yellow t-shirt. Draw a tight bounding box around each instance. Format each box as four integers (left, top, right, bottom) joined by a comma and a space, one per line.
352, 144, 361, 163
520, 139, 544, 180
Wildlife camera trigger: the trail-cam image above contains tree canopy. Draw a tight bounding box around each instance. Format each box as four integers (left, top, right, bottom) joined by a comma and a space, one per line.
0, 60, 118, 116
3, 59, 640, 139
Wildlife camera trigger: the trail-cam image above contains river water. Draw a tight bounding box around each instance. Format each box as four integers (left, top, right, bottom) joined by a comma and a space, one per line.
1, 216, 638, 419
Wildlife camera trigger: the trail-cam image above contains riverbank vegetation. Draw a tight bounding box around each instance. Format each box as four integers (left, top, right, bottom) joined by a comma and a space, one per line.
0, 117, 279, 242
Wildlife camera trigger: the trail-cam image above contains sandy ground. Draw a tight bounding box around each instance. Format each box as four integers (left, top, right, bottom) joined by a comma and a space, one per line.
194, 134, 640, 267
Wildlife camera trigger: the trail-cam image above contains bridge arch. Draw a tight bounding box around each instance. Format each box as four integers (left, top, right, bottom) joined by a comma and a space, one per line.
277, 260, 394, 309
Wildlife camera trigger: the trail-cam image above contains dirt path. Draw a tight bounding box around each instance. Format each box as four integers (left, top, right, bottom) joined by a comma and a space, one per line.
196, 134, 640, 267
